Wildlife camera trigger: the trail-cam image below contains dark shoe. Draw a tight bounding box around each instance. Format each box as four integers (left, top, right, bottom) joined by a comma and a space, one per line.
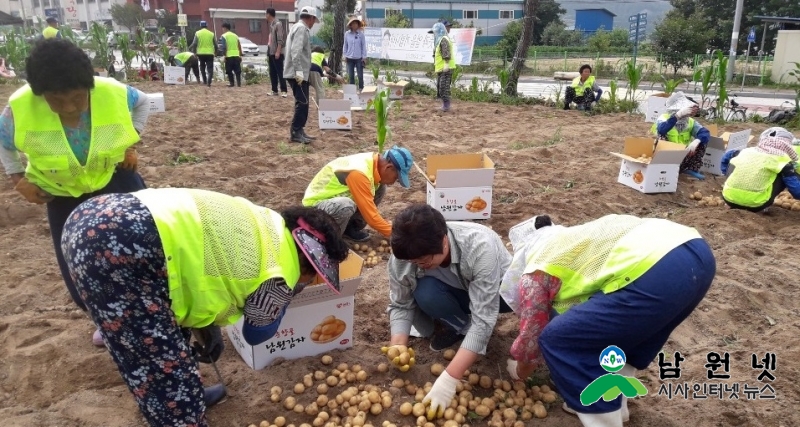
563, 104, 570, 110
290, 129, 311, 144
442, 100, 451, 112
344, 228, 370, 242
301, 129, 316, 140
204, 384, 227, 407
430, 329, 465, 352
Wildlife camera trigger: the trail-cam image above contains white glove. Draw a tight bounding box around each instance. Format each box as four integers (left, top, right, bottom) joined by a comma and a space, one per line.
423, 370, 459, 420
506, 359, 520, 380
295, 71, 304, 84
675, 106, 694, 119
443, 64, 450, 73
687, 139, 701, 153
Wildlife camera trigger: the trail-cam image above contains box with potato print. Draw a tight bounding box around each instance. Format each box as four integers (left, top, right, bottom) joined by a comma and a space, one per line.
700, 125, 753, 176
318, 100, 353, 130
226, 251, 364, 370
163, 66, 186, 85
421, 153, 495, 220
611, 138, 688, 194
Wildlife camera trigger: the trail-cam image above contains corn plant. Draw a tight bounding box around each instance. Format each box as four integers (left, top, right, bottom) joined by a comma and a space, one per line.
88, 22, 111, 71
370, 62, 381, 84
469, 76, 479, 94
623, 59, 644, 105
384, 69, 399, 83
713, 50, 728, 119
608, 79, 619, 106
116, 33, 137, 77
449, 65, 463, 89
366, 88, 391, 154
0, 31, 30, 77
177, 36, 188, 52
786, 62, 800, 112
651, 75, 686, 94
692, 57, 718, 110
497, 68, 509, 93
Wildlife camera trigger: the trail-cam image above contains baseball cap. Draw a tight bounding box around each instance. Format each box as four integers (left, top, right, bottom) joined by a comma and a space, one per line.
300, 6, 320, 23
291, 217, 340, 294
383, 146, 414, 188
200, 20, 207, 27
46, 17, 57, 24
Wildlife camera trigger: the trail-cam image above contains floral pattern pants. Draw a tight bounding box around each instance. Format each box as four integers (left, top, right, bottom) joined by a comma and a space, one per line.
61, 193, 207, 427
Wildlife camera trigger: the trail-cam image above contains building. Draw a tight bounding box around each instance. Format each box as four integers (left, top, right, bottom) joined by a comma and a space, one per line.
0, 0, 126, 31
133, 0, 295, 45
574, 8, 615, 35
364, 0, 524, 45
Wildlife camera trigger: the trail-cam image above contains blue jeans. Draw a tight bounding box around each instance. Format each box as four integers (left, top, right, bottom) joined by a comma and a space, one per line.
413, 276, 512, 333
346, 58, 364, 90
538, 238, 716, 414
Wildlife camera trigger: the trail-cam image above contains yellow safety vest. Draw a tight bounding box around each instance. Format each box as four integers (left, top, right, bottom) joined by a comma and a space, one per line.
651, 113, 695, 145
722, 148, 789, 208
302, 153, 377, 207
42, 26, 59, 39
524, 215, 701, 314
222, 31, 240, 58
571, 75, 595, 97
311, 52, 325, 68
9, 77, 139, 197
174, 52, 193, 65
195, 28, 216, 55
434, 36, 456, 73
133, 188, 301, 328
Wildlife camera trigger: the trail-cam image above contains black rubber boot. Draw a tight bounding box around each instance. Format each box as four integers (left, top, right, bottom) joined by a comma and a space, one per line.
204, 384, 227, 407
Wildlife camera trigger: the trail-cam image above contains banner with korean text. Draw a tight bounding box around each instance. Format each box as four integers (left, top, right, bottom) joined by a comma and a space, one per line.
364, 27, 476, 66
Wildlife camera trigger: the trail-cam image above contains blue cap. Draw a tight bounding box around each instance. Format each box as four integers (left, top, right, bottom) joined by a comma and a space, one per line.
200, 20, 207, 27
383, 146, 414, 188
441, 20, 451, 27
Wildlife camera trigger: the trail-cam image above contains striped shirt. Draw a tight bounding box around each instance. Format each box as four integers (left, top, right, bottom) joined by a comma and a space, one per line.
387, 222, 512, 355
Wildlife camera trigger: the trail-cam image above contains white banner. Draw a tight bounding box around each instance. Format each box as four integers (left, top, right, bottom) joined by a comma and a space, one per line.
364, 27, 476, 66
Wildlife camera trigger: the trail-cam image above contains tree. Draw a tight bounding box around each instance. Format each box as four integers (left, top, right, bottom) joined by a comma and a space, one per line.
110, 3, 145, 32
540, 21, 582, 46
531, 0, 565, 45
496, 20, 521, 61
327, 0, 349, 78
383, 10, 411, 28
608, 29, 632, 49
586, 29, 611, 52
317, 13, 335, 48
506, 0, 537, 96
651, 15, 714, 75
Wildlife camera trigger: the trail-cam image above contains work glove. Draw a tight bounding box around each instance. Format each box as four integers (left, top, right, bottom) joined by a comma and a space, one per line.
14, 177, 54, 204
295, 71, 304, 84
687, 138, 701, 155
506, 359, 520, 381
443, 64, 450, 73
423, 370, 459, 420
191, 325, 225, 364
380, 344, 415, 371
119, 147, 138, 171
675, 106, 695, 119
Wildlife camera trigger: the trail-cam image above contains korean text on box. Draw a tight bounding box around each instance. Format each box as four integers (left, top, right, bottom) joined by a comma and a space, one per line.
700, 125, 753, 176
424, 153, 495, 220
148, 93, 165, 113
163, 66, 186, 85
226, 251, 364, 370
611, 138, 688, 194
319, 100, 353, 130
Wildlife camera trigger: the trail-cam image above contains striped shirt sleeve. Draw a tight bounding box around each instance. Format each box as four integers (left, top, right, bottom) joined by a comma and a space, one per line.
243, 277, 295, 327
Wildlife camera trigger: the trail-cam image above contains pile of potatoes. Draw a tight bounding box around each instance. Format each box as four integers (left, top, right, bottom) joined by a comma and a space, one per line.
380, 345, 415, 372
249, 352, 558, 427
352, 240, 391, 268
634, 154, 653, 164
774, 191, 800, 211
689, 191, 725, 207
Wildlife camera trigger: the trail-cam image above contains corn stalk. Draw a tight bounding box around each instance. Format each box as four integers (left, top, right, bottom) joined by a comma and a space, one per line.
0, 31, 30, 77
713, 50, 728, 118
117, 33, 137, 77
623, 59, 644, 105
366, 88, 391, 154
88, 22, 111, 70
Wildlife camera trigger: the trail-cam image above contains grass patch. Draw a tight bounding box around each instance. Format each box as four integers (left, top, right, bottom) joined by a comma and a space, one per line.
510, 127, 563, 149
170, 152, 204, 165
277, 141, 312, 155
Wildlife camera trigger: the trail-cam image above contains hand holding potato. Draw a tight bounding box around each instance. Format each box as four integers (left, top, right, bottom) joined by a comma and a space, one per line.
380, 344, 415, 372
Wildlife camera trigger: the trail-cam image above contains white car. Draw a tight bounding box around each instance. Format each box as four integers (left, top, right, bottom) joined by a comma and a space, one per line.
239, 37, 260, 56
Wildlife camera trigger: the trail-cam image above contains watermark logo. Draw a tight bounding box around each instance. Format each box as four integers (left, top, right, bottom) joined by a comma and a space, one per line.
580, 346, 648, 406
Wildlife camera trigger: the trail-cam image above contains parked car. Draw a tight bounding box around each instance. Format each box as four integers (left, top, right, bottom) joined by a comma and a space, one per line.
239, 37, 260, 56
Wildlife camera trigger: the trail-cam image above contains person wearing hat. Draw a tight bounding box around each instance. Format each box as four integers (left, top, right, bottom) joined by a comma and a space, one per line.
302, 146, 414, 241
42, 17, 62, 39
429, 22, 455, 112
170, 51, 201, 83
384, 204, 513, 421
651, 91, 711, 180
284, 6, 320, 144
219, 22, 243, 87
564, 64, 602, 111
720, 127, 800, 212
60, 187, 350, 427
343, 16, 367, 92
500, 214, 715, 427
267, 8, 289, 97
188, 20, 219, 86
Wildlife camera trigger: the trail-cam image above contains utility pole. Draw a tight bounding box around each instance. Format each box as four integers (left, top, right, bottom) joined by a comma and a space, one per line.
725, 0, 745, 82
19, 0, 29, 34
83, 0, 91, 30
177, 0, 185, 37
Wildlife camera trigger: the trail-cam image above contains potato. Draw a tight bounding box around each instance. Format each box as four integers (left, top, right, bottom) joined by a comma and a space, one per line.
260, 422, 269, 427
502, 408, 517, 421
294, 383, 306, 394
475, 405, 491, 417
355, 370, 368, 382
533, 406, 547, 419
274, 416, 287, 427
387, 347, 401, 359
428, 174, 436, 182
539, 385, 551, 393
382, 395, 392, 408
399, 402, 414, 416
479, 376, 492, 389
326, 376, 338, 386
306, 402, 320, 416
399, 352, 411, 366
467, 373, 480, 385
406, 384, 417, 395
443, 421, 459, 427
322, 355, 333, 365
412, 402, 427, 417
270, 386, 282, 395
270, 393, 280, 403
294, 404, 305, 413
317, 383, 329, 394
442, 349, 456, 361
501, 380, 512, 392
542, 392, 557, 403
304, 375, 314, 388
283, 396, 296, 410
430, 363, 445, 376
377, 363, 389, 373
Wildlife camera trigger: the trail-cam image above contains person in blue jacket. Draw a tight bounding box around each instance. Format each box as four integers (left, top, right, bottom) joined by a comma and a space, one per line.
720, 127, 800, 212
651, 92, 711, 180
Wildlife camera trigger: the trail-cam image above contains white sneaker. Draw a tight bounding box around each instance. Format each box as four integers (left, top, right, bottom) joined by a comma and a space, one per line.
577, 409, 624, 427
618, 364, 635, 422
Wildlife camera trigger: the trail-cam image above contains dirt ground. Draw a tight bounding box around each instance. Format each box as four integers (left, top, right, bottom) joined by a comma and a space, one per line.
0, 81, 797, 427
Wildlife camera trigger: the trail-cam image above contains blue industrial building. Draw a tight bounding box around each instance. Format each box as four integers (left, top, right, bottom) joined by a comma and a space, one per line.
574, 8, 616, 35
364, 0, 524, 45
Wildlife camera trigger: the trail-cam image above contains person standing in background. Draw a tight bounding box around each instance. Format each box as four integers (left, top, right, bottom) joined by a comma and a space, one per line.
267, 8, 288, 98
189, 21, 218, 87
283, 6, 319, 144
343, 17, 367, 92
219, 23, 243, 88
429, 22, 455, 112
42, 17, 62, 39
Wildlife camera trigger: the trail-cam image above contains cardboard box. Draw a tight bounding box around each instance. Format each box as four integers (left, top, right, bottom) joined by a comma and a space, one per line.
164, 66, 186, 85
611, 138, 688, 194
423, 153, 496, 220
318, 100, 353, 130
226, 251, 364, 370
343, 84, 378, 110
645, 92, 670, 123
384, 80, 410, 100
700, 124, 753, 176
148, 93, 165, 113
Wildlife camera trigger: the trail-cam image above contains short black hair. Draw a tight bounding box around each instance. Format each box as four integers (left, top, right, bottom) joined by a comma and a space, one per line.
26, 39, 94, 96
222, 22, 231, 30
534, 215, 552, 229
46, 17, 57, 23
267, 8, 276, 17
312, 46, 325, 53
390, 204, 447, 260
281, 206, 350, 276
579, 64, 592, 73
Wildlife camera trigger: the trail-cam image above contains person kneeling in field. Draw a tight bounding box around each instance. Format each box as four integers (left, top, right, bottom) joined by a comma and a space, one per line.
60, 188, 349, 427
310, 46, 345, 101
384, 204, 513, 419
302, 146, 414, 242
652, 91, 711, 180
170, 51, 201, 83
721, 127, 800, 212
502, 214, 715, 427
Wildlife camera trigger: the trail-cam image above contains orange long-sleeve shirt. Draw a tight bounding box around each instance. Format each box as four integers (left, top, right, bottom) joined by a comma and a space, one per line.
344, 154, 391, 237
